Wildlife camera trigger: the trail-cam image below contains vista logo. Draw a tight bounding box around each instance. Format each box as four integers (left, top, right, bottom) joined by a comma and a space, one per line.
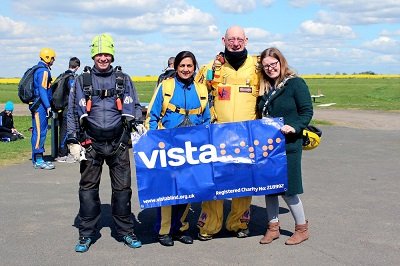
137, 141, 217, 169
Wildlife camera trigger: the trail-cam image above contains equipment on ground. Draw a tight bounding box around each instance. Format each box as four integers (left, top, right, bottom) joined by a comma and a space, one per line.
302, 125, 322, 150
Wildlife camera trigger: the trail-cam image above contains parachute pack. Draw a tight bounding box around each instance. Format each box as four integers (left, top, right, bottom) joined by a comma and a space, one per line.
18, 65, 45, 104
51, 72, 74, 110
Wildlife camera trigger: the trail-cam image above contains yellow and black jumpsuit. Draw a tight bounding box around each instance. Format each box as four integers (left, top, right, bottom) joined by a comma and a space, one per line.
196, 54, 260, 236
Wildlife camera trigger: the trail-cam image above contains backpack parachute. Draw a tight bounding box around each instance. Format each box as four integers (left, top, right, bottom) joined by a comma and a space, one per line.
51, 72, 74, 110
18, 65, 44, 104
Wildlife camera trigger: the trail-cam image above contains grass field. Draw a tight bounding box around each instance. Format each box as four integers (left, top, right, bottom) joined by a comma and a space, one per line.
0, 81, 157, 104
305, 78, 400, 110
2, 78, 399, 110
1, 77, 399, 166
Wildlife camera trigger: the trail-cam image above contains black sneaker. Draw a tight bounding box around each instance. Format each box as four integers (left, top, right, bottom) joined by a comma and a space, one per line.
236, 228, 250, 238
173, 232, 193, 244
158, 234, 174, 246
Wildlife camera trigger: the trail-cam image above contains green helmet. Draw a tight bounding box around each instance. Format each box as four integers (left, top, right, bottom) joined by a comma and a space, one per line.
90, 33, 115, 61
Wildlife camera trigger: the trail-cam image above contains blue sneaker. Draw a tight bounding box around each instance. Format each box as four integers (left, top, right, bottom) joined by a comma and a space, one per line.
123, 233, 142, 248
75, 237, 92, 253
33, 161, 55, 170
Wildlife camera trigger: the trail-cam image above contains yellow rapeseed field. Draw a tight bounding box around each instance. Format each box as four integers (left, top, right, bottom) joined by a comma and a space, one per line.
301, 74, 400, 79
0, 76, 158, 84
1, 74, 399, 84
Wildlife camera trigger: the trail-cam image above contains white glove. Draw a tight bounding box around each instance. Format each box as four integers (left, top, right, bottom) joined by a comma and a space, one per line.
135, 124, 147, 135
68, 143, 81, 161
46, 107, 52, 118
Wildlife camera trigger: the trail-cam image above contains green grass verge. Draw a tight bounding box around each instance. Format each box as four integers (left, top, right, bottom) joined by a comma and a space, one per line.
0, 78, 398, 166
0, 81, 157, 105
306, 78, 400, 110
0, 116, 53, 166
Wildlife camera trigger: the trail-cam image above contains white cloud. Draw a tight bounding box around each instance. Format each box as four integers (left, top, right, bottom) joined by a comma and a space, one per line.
300, 20, 356, 38
288, 0, 312, 8
0, 16, 35, 36
374, 55, 397, 63
314, 0, 400, 25
381, 29, 400, 36
13, 0, 170, 17
260, 0, 274, 7
214, 0, 256, 13
363, 36, 400, 54
245, 27, 272, 40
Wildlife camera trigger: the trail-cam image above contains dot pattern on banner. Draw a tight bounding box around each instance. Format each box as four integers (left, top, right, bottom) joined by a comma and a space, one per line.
156, 137, 282, 159
218, 137, 282, 159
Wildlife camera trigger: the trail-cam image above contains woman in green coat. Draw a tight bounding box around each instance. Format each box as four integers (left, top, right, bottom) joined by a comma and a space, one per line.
257, 47, 313, 246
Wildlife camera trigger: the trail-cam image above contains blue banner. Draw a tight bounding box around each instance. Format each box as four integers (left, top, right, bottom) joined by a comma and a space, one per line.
132, 118, 288, 209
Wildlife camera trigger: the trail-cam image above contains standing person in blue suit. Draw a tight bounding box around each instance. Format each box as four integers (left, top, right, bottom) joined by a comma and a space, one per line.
30, 48, 56, 170
145, 51, 211, 246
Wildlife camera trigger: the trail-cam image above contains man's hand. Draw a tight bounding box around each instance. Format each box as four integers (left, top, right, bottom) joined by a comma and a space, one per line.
68, 143, 81, 161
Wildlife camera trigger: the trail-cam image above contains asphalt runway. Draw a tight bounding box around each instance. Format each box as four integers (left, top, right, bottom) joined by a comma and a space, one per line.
0, 125, 399, 265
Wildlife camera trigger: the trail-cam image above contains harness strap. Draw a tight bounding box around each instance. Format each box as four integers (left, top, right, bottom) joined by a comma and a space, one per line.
91, 89, 117, 97
166, 102, 203, 115
115, 66, 124, 97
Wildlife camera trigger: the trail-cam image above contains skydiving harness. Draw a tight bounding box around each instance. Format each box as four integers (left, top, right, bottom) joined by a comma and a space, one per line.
196, 52, 261, 122
152, 78, 208, 128
82, 65, 125, 113
160, 78, 208, 118
79, 66, 130, 157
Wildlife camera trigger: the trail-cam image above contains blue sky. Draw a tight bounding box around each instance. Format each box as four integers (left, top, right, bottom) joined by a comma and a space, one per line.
1, 0, 399, 77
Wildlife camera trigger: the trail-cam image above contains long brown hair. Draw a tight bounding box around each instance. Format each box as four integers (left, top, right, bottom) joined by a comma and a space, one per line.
259, 47, 296, 95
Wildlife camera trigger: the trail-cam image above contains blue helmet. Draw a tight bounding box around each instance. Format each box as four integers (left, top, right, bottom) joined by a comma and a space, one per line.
5, 101, 14, 112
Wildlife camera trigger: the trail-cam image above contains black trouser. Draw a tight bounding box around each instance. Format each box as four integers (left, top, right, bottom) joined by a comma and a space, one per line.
0, 132, 18, 141
78, 140, 134, 238
58, 110, 68, 157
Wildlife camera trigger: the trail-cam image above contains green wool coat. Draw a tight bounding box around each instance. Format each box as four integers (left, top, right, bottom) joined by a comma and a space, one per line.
257, 77, 313, 195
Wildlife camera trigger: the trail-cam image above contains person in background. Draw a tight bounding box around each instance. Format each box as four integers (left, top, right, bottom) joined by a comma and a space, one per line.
55, 57, 80, 163
145, 51, 211, 246
194, 25, 260, 241
0, 101, 24, 141
67, 33, 144, 253
30, 48, 56, 170
156, 56, 176, 87
257, 47, 313, 245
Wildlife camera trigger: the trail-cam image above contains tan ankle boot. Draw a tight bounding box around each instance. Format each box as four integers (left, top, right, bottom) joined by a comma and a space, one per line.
259, 222, 280, 244
285, 221, 309, 245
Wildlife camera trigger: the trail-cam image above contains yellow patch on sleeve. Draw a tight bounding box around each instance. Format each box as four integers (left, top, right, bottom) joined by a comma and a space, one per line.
41, 71, 49, 89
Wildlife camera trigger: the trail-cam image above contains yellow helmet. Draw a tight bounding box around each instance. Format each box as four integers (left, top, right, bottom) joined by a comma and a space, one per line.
39, 48, 56, 64
90, 33, 115, 61
302, 125, 322, 150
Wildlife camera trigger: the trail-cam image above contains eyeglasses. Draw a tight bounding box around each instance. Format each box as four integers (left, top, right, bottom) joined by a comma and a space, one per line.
262, 61, 279, 70
226, 38, 245, 45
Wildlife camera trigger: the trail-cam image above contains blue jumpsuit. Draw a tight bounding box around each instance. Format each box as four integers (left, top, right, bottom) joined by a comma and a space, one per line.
146, 77, 211, 236
30, 61, 52, 163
